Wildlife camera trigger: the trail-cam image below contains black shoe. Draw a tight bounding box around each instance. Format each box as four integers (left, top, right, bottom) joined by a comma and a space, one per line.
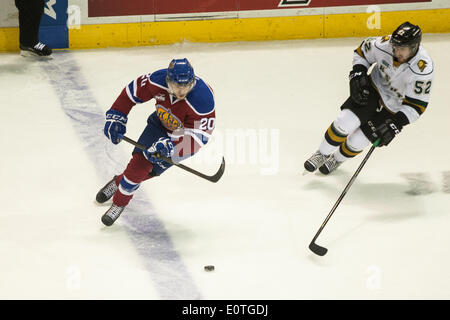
102, 204, 125, 226
20, 42, 52, 57
96, 176, 118, 203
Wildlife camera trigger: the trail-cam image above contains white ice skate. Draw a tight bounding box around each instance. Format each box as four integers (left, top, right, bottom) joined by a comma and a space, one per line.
96, 176, 118, 203
101, 204, 125, 226
304, 150, 329, 173
319, 154, 342, 175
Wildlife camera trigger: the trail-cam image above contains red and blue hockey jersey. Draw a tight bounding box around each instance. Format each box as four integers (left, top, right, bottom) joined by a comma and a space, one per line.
110, 69, 215, 158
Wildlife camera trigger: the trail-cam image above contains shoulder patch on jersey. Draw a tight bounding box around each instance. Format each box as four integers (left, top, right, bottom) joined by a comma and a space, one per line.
149, 69, 168, 89
381, 35, 390, 43
408, 47, 434, 75
409, 57, 433, 75
417, 60, 428, 72
185, 78, 215, 115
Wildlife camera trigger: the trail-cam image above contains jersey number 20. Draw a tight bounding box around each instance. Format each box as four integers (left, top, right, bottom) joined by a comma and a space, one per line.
199, 118, 215, 130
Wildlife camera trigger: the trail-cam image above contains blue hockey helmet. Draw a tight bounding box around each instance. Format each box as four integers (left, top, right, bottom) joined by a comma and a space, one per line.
167, 58, 195, 85
166, 58, 196, 99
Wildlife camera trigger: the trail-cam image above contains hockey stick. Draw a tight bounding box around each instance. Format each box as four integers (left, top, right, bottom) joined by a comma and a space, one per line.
121, 135, 225, 183
309, 138, 381, 256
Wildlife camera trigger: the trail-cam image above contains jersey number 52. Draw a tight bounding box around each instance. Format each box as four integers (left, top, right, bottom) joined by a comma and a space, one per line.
414, 81, 432, 94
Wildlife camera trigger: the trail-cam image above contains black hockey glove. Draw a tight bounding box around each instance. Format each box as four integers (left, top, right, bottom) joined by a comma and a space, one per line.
349, 65, 370, 106
372, 119, 401, 147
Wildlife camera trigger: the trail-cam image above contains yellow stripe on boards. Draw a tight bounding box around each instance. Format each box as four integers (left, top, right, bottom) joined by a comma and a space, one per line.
69, 15, 324, 49
69, 23, 142, 49
68, 8, 450, 50
0, 28, 19, 52
1, 8, 449, 52
324, 9, 450, 38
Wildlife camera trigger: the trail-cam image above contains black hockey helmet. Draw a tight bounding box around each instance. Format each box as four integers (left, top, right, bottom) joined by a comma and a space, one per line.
390, 22, 422, 54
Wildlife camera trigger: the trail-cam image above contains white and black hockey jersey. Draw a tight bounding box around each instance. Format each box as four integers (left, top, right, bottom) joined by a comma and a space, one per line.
353, 35, 434, 125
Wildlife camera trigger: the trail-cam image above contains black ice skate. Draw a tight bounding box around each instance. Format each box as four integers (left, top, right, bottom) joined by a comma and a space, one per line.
101, 204, 125, 226
96, 176, 118, 203
304, 150, 329, 172
319, 154, 342, 175
20, 42, 52, 57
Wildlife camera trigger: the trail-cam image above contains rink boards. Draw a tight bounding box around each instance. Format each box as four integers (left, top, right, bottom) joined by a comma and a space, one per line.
0, 0, 449, 50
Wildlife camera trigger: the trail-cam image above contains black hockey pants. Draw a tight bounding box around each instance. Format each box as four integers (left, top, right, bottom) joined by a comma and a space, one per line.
15, 0, 45, 47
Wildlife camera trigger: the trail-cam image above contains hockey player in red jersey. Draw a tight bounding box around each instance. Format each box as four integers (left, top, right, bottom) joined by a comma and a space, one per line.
96, 58, 215, 226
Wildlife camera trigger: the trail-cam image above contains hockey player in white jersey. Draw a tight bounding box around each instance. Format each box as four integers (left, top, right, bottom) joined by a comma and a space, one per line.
304, 21, 434, 174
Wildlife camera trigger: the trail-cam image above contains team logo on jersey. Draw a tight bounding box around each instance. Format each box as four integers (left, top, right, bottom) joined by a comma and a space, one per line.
417, 60, 428, 72
155, 93, 166, 101
156, 105, 183, 131
278, 0, 311, 7
381, 35, 390, 43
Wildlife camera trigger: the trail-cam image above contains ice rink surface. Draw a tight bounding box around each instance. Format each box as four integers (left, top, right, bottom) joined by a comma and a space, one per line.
1, 34, 449, 299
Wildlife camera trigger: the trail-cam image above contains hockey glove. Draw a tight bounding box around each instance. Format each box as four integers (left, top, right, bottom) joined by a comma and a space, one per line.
104, 109, 127, 144
375, 119, 401, 147
143, 137, 175, 165
349, 65, 370, 106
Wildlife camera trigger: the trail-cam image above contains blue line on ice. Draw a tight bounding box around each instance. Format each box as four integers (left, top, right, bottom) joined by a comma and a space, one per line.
42, 51, 202, 299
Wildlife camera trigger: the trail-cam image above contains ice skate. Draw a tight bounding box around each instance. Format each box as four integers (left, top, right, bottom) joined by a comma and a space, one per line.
304, 150, 329, 173
101, 204, 125, 226
96, 176, 118, 203
20, 42, 52, 57
319, 154, 342, 175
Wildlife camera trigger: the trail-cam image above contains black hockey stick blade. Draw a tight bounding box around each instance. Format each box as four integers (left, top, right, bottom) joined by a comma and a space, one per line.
206, 157, 225, 182
309, 242, 328, 256
173, 156, 225, 183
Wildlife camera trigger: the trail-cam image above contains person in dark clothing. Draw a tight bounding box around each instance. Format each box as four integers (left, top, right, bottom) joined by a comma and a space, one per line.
15, 0, 52, 56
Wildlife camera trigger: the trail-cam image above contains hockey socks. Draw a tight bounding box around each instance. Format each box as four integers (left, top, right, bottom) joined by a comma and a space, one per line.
113, 153, 154, 207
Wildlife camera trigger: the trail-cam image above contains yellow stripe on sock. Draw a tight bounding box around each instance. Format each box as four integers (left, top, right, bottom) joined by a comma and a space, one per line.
341, 142, 361, 157
327, 125, 346, 144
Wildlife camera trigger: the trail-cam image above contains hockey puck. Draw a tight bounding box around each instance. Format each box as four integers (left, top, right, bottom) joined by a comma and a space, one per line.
204, 265, 215, 272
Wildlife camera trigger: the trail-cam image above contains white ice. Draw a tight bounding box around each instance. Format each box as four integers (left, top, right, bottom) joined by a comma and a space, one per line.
0, 34, 449, 299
